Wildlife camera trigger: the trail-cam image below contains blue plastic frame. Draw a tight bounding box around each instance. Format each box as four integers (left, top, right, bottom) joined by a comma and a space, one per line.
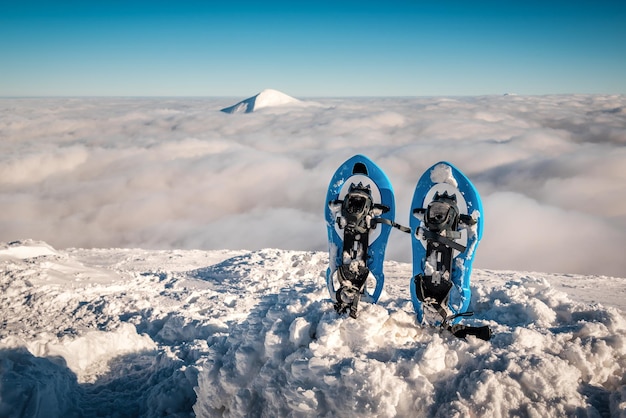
409, 161, 484, 324
325, 154, 395, 304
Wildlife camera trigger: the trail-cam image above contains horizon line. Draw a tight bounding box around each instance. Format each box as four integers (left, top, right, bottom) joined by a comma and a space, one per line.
2, 92, 624, 100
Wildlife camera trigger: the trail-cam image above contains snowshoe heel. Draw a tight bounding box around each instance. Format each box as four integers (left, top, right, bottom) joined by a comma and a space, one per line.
413, 274, 453, 305
338, 263, 368, 285
335, 264, 369, 318
334, 285, 362, 318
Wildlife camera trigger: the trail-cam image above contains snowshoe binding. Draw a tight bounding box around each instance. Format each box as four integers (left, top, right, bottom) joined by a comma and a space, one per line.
332, 183, 384, 317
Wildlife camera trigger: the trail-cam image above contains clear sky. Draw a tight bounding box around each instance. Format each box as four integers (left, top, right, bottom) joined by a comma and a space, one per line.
1, 0, 625, 97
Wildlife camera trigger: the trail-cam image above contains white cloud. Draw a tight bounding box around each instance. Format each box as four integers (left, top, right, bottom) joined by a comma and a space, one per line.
0, 146, 89, 184
1, 94, 625, 276
479, 191, 626, 275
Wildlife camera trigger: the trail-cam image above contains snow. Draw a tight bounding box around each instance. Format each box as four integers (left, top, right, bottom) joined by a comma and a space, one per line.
221, 89, 303, 113
1, 240, 625, 417
0, 240, 58, 259
429, 163, 458, 188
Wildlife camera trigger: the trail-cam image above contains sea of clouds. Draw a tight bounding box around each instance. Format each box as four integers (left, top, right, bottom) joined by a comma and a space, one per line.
1, 94, 625, 276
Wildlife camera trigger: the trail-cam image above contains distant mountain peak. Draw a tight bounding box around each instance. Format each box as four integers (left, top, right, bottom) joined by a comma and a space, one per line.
221, 89, 300, 114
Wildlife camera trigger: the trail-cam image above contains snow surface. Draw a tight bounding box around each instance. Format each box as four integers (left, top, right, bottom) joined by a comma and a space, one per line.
1, 240, 625, 417
221, 89, 305, 114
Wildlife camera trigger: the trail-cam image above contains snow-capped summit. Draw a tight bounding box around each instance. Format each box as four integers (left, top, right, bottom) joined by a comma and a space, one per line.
221, 89, 301, 114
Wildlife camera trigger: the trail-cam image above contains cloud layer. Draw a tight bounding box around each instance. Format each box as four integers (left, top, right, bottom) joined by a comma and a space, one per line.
1, 94, 625, 276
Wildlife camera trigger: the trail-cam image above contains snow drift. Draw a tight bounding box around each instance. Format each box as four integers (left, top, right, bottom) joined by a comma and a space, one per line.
1, 240, 625, 417
221, 89, 302, 113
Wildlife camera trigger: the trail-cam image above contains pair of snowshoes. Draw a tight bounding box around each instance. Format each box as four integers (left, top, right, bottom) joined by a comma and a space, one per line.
325, 155, 491, 341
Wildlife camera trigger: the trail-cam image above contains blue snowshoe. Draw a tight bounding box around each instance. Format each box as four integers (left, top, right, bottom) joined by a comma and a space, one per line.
410, 162, 491, 340
325, 155, 408, 318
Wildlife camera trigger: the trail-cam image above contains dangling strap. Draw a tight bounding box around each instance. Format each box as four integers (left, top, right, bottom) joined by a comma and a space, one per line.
446, 322, 492, 341
372, 217, 411, 233
440, 312, 492, 341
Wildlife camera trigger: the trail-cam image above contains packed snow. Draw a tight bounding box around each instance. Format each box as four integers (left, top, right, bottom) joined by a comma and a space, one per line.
1, 240, 625, 417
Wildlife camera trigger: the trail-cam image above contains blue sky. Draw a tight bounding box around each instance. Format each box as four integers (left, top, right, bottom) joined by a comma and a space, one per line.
1, 1, 625, 96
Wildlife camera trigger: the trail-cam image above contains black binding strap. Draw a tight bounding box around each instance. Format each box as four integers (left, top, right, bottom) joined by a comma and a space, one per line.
421, 228, 467, 252
439, 310, 492, 341
447, 323, 492, 341
442, 313, 492, 341
372, 217, 411, 233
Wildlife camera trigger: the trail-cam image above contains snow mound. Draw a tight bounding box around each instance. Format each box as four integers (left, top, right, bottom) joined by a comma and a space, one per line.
0, 239, 58, 260
221, 89, 301, 114
1, 242, 625, 417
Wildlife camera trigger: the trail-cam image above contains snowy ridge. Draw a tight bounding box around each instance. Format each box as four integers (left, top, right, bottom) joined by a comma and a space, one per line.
0, 240, 58, 259
1, 241, 625, 417
221, 89, 302, 114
